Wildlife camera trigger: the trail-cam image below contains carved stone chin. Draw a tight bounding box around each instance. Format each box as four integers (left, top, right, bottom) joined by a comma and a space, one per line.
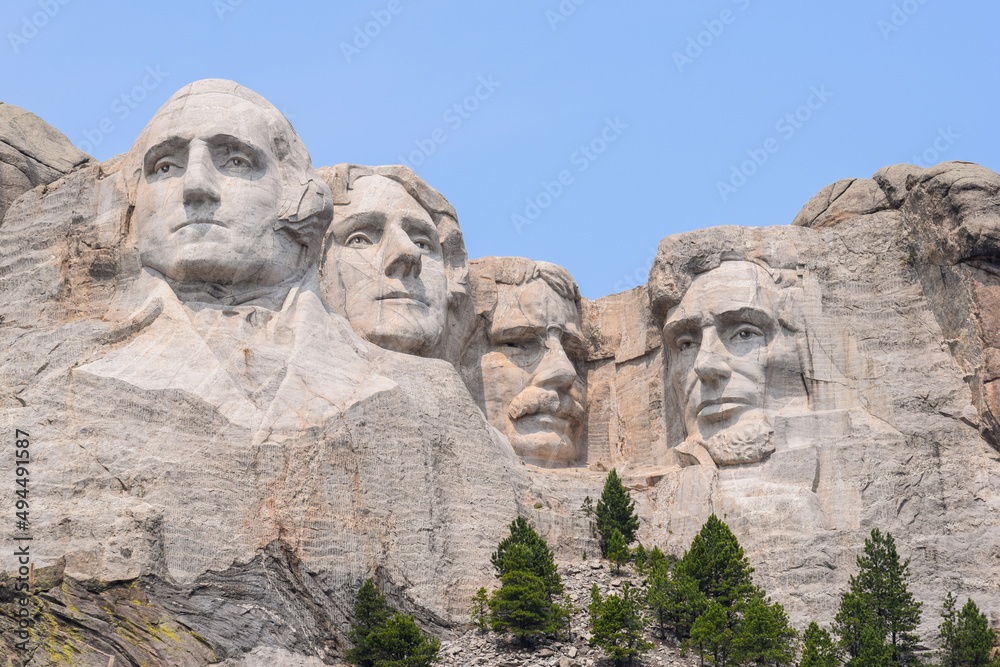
694, 413, 775, 467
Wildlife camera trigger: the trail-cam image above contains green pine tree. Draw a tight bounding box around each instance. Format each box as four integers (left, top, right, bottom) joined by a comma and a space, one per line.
633, 542, 648, 573
833, 529, 921, 667
470, 587, 490, 632
490, 516, 563, 599
347, 579, 393, 667
800, 622, 839, 667
589, 582, 653, 666
596, 468, 640, 556
729, 594, 798, 667
645, 557, 706, 641
685, 599, 733, 667
647, 544, 669, 573
484, 534, 570, 646
939, 593, 1000, 667
682, 514, 758, 623
346, 579, 440, 667
363, 612, 441, 667
607, 529, 629, 574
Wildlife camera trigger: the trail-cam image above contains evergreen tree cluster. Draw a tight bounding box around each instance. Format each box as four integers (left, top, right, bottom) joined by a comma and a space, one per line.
464, 469, 1000, 667
471, 516, 572, 646
644, 514, 798, 666
346, 579, 440, 667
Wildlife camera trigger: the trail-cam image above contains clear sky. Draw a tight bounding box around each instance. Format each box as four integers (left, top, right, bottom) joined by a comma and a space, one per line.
3, 0, 997, 298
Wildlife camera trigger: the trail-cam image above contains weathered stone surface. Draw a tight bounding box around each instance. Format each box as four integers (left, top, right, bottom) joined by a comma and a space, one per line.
2, 79, 999, 664
0, 102, 91, 223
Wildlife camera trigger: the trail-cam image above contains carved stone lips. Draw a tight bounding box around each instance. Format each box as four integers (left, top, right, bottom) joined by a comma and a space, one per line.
696, 396, 753, 420
376, 291, 427, 306
172, 218, 225, 232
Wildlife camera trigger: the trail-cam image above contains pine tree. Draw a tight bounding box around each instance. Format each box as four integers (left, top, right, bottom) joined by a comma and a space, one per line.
939, 593, 1000, 667
800, 622, 839, 667
490, 516, 563, 599
833, 529, 921, 667
729, 594, 798, 667
633, 543, 648, 573
647, 544, 669, 573
363, 613, 441, 667
685, 599, 733, 666
347, 580, 393, 667
470, 587, 490, 632
346, 579, 440, 667
646, 557, 706, 641
596, 468, 640, 556
607, 529, 629, 574
682, 514, 757, 623
489, 544, 560, 645
589, 582, 653, 666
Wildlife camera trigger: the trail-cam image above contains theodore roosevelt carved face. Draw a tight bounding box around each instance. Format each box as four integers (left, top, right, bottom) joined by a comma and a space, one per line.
468, 258, 587, 466
662, 261, 809, 447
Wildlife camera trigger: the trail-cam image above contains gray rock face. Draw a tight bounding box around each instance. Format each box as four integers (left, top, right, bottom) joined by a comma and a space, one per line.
1, 80, 999, 664
0, 102, 91, 223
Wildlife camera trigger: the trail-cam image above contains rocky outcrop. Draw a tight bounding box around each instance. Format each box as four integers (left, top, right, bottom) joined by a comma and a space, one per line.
0, 103, 91, 223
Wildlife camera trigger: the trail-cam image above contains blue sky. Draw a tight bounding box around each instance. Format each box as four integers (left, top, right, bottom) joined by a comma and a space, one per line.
3, 0, 997, 298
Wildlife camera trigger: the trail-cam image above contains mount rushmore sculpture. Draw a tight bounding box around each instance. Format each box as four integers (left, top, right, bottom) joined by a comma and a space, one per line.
1, 80, 998, 664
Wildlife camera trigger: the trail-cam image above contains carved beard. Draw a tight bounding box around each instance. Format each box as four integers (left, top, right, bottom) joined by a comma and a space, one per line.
691, 417, 775, 467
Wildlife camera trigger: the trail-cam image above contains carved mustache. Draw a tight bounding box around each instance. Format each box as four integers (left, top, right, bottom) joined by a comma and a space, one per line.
507, 386, 585, 426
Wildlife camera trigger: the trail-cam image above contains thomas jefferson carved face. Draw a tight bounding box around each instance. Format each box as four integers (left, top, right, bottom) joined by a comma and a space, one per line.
133, 93, 307, 289
326, 175, 448, 356
480, 279, 586, 466
662, 261, 807, 443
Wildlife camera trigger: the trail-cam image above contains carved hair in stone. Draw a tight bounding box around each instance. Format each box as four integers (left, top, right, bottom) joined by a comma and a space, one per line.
319, 164, 471, 360
462, 256, 587, 467
124, 79, 332, 307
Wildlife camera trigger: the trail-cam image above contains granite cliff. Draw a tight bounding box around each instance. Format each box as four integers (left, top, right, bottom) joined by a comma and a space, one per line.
0, 81, 997, 665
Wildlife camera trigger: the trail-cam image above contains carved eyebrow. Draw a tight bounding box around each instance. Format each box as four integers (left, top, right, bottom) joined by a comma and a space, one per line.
205, 134, 265, 165
335, 210, 386, 235
714, 306, 775, 330
143, 137, 190, 174
662, 316, 702, 339
400, 215, 439, 241
488, 323, 542, 342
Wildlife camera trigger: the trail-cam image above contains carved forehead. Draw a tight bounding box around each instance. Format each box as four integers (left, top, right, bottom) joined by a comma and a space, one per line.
667, 261, 779, 325
336, 175, 433, 222
491, 279, 582, 337
141, 93, 276, 152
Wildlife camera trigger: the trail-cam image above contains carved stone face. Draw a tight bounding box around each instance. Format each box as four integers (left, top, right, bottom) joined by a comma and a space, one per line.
327, 175, 448, 356
134, 93, 304, 287
480, 279, 586, 465
662, 261, 806, 443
